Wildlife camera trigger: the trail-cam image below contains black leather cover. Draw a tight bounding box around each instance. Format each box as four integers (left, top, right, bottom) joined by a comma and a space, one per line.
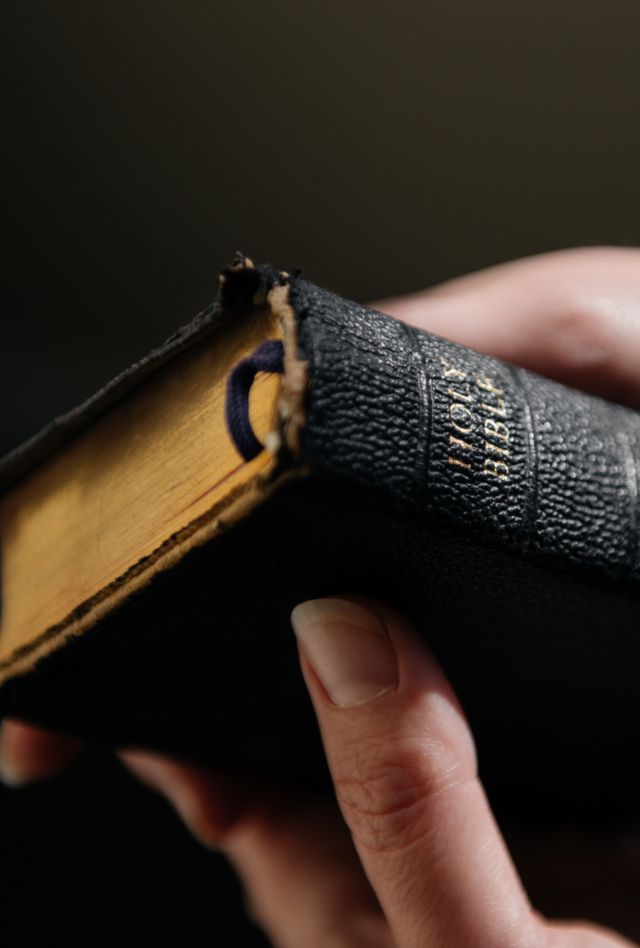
1, 255, 639, 824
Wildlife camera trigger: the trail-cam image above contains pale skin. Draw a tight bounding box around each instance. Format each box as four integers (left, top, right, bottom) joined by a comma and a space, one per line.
2, 247, 640, 946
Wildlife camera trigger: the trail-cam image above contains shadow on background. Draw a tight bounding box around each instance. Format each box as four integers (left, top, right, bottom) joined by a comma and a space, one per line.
2, 1, 640, 942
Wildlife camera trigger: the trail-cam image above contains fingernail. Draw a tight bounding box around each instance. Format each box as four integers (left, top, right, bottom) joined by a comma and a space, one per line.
291, 598, 398, 707
0, 748, 27, 788
0, 762, 26, 787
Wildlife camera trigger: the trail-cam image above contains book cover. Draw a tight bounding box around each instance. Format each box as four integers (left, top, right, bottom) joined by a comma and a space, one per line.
0, 252, 638, 822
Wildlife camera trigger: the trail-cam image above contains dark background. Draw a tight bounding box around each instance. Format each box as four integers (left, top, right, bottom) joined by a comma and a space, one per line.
2, 1, 640, 942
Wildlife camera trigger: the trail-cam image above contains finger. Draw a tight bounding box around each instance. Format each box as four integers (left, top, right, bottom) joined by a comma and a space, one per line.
291, 595, 542, 948
544, 917, 638, 947
0, 718, 87, 786
118, 749, 394, 948
117, 749, 243, 844
371, 246, 640, 408
223, 790, 393, 948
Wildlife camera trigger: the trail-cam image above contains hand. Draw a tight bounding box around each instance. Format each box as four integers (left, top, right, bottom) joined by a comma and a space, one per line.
2, 246, 640, 946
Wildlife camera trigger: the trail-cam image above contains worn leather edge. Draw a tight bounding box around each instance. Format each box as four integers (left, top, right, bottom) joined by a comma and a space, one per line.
0, 251, 290, 497
0, 256, 312, 684
0, 464, 311, 685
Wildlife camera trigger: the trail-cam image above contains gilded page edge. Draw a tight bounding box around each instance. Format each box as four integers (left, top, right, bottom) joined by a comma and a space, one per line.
0, 260, 312, 686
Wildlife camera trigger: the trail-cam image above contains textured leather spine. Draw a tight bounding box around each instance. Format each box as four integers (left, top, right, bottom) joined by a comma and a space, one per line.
289, 275, 640, 589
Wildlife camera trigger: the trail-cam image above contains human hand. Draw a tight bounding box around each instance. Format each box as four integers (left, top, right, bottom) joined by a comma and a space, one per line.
2, 246, 640, 946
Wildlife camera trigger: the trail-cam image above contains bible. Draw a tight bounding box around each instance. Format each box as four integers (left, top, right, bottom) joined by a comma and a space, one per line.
1, 252, 638, 820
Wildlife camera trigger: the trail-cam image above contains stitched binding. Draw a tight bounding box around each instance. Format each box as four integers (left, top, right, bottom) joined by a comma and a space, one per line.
225, 339, 285, 460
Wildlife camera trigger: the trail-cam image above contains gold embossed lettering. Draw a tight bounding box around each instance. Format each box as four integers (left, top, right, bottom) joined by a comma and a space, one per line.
485, 441, 509, 457
447, 385, 474, 403
484, 418, 509, 442
476, 375, 504, 396
484, 458, 509, 479
440, 356, 467, 381
448, 456, 472, 470
449, 435, 474, 452
480, 399, 508, 419
450, 403, 474, 434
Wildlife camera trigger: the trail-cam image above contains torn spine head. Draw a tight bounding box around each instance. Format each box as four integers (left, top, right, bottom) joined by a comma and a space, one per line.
219, 253, 310, 475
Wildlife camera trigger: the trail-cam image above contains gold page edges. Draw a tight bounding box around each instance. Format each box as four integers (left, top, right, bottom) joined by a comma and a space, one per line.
0, 258, 311, 684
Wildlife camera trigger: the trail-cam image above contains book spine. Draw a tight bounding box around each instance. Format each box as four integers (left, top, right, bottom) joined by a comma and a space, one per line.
288, 274, 640, 588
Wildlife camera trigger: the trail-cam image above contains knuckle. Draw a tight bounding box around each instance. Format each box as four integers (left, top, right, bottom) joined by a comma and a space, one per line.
543, 295, 618, 381
556, 244, 631, 266
549, 244, 640, 278
333, 729, 475, 856
310, 916, 391, 948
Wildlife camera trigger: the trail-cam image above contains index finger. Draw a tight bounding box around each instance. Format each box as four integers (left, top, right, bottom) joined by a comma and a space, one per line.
291, 595, 543, 948
372, 246, 640, 408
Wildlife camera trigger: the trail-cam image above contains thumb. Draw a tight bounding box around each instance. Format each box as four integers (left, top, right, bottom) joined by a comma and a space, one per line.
290, 594, 541, 948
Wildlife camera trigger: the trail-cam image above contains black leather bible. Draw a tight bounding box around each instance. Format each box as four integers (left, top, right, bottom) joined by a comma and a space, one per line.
0, 253, 638, 822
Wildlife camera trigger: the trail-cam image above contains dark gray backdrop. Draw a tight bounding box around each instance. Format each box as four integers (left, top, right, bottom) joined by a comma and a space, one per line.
2, 2, 639, 941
